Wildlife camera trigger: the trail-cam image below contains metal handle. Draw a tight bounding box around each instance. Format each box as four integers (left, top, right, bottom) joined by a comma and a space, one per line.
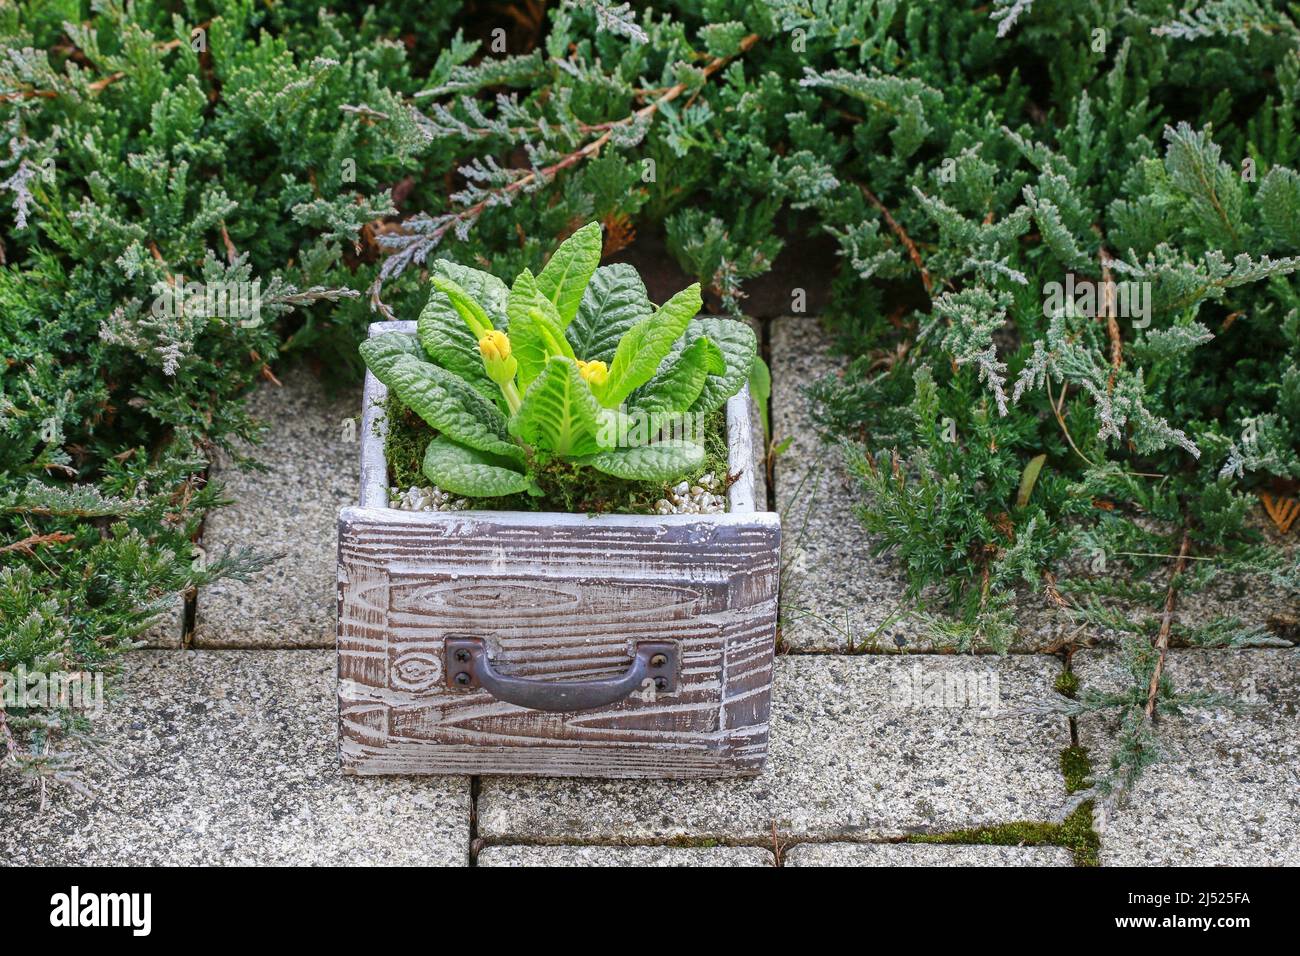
444, 638, 678, 712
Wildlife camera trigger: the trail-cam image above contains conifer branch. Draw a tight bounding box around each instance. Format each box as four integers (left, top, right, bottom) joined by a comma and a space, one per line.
369, 34, 761, 315
1, 25, 205, 103
857, 181, 933, 297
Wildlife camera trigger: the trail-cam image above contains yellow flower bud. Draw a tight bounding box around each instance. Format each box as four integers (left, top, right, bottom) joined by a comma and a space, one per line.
478, 330, 511, 363
576, 359, 608, 387
479, 330, 517, 388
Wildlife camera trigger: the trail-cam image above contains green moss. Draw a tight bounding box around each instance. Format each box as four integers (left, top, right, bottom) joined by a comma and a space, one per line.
910, 820, 1062, 848
1054, 669, 1080, 699
380, 395, 435, 491
1060, 745, 1091, 794
1059, 804, 1101, 867
906, 812, 1099, 867
663, 836, 723, 848
381, 392, 731, 513
906, 745, 1100, 866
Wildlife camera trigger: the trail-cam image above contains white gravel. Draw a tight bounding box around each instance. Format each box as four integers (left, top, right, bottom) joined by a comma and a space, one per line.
388, 485, 469, 512
653, 472, 726, 515
388, 472, 727, 515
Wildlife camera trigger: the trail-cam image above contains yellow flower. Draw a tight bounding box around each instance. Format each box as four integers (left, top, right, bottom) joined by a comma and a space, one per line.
576, 359, 608, 387
478, 330, 518, 391
478, 330, 511, 363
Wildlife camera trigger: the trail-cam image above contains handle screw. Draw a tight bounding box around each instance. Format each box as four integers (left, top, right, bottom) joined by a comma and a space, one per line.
649, 654, 667, 668
654, 676, 668, 691
455, 649, 471, 663
455, 672, 471, 686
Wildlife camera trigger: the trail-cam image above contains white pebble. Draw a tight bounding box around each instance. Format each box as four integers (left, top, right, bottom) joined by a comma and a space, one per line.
652, 475, 726, 516
389, 484, 470, 513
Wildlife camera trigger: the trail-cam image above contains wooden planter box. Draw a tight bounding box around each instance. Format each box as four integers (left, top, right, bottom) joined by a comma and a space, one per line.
337, 321, 780, 778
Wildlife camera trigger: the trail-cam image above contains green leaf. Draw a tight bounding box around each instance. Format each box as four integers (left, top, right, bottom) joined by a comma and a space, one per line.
566, 264, 653, 363
417, 285, 497, 399
1016, 453, 1048, 509
578, 441, 706, 481
511, 356, 604, 458
535, 221, 603, 326
359, 331, 424, 381
630, 335, 725, 414
432, 260, 510, 328
594, 283, 702, 408
422, 436, 529, 498
507, 269, 575, 391
370, 352, 524, 464
429, 274, 494, 338
684, 318, 757, 415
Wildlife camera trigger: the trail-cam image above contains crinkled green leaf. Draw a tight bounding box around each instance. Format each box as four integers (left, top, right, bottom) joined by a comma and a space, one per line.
535, 221, 603, 326
594, 283, 702, 408
507, 269, 575, 391
684, 318, 757, 415
511, 356, 604, 458
565, 263, 653, 363
369, 352, 524, 464
577, 441, 705, 481
432, 259, 509, 328
422, 436, 529, 498
358, 331, 423, 382
630, 335, 725, 414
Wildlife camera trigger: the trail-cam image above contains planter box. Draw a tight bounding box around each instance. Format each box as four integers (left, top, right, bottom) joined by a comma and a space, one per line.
337, 321, 780, 778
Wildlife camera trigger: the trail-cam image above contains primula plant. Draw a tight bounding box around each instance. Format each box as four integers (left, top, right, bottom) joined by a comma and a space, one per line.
360, 223, 756, 500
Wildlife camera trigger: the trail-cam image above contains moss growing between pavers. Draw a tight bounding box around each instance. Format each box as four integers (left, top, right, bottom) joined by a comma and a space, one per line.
906, 746, 1101, 867
663, 836, 723, 849
381, 392, 730, 515
1060, 745, 1092, 792
1054, 669, 1080, 699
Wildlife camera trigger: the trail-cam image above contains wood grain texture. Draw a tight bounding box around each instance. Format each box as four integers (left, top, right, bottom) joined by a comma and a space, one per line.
339, 320, 780, 778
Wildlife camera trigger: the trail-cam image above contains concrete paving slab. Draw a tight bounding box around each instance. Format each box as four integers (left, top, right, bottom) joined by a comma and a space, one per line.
478, 654, 1070, 843
783, 842, 1074, 866
193, 366, 360, 647
0, 650, 470, 865
1074, 648, 1300, 865
477, 845, 774, 867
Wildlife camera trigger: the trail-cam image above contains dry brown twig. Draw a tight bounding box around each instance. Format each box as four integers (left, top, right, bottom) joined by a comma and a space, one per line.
1145, 531, 1191, 720
0, 531, 75, 556
1097, 247, 1124, 390
858, 182, 933, 297
769, 821, 790, 866
1259, 492, 1300, 534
